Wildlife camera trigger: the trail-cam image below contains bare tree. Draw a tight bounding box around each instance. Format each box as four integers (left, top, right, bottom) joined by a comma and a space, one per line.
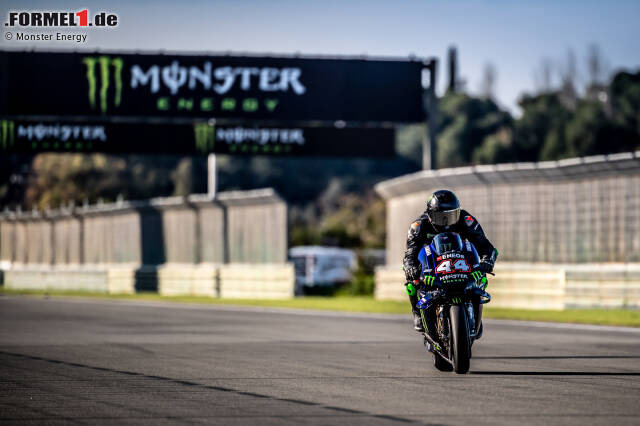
585, 43, 611, 108
558, 49, 579, 108
586, 43, 609, 87
479, 62, 497, 99
560, 49, 578, 93
533, 58, 553, 92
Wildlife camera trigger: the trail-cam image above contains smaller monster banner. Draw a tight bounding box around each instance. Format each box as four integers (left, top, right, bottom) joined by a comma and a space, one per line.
0, 51, 425, 123
0, 119, 395, 157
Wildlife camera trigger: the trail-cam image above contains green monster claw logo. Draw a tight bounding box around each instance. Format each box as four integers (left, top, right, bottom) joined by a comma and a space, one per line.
83, 56, 124, 114
0, 120, 15, 150
193, 123, 215, 154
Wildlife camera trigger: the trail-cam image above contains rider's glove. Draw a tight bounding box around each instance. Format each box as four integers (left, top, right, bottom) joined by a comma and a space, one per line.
405, 279, 421, 296
479, 248, 498, 274
479, 258, 494, 274
471, 271, 489, 290
405, 265, 421, 282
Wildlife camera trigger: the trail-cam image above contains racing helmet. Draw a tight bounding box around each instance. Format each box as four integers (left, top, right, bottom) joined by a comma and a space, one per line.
426, 190, 461, 230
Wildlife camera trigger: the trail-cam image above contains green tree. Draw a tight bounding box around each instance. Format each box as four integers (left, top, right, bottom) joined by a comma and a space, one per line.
473, 129, 515, 164
539, 125, 568, 161
395, 124, 426, 168
564, 100, 610, 157
608, 70, 640, 150
518, 70, 640, 161
24, 153, 183, 209
610, 71, 640, 135
436, 92, 512, 167
514, 93, 571, 161
171, 157, 207, 196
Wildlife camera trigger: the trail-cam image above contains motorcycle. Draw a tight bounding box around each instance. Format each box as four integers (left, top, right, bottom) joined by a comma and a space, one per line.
407, 232, 492, 374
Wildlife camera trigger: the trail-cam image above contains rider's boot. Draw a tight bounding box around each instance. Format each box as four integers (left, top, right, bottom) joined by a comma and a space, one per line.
409, 295, 424, 332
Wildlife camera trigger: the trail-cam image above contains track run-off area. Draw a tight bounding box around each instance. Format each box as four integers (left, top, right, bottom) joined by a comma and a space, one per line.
1, 295, 639, 425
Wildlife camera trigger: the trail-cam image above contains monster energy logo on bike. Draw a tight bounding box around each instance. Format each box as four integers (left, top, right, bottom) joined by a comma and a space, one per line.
83, 56, 124, 114
1, 120, 16, 150
194, 123, 215, 154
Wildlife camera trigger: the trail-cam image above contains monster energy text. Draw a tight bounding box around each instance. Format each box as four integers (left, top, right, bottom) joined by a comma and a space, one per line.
130, 62, 306, 95
17, 123, 107, 142
216, 127, 305, 145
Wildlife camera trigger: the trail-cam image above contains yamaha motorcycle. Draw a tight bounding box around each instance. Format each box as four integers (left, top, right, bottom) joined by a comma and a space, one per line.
407, 232, 492, 374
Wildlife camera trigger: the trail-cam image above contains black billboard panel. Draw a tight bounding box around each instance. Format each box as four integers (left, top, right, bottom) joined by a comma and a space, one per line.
0, 51, 424, 123
0, 119, 395, 157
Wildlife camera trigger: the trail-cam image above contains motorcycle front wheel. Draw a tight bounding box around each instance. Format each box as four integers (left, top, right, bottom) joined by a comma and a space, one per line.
449, 305, 471, 374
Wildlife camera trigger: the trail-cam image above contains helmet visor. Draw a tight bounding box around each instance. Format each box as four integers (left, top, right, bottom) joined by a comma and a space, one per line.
429, 208, 460, 227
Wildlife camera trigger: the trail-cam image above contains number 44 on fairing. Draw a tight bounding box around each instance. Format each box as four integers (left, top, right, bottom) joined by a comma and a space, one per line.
436, 259, 471, 274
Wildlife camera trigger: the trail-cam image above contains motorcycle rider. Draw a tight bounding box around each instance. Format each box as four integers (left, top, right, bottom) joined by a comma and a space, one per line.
403, 189, 498, 335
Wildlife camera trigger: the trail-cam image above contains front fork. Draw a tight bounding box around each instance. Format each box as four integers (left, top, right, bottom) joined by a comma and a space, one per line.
467, 300, 483, 338
466, 302, 476, 338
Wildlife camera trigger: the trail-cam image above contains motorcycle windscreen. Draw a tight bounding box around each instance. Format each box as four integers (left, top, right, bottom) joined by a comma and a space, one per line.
432, 232, 464, 255
418, 246, 431, 271
464, 240, 481, 268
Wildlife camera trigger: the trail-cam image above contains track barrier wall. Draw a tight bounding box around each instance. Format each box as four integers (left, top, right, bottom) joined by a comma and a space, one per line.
374, 263, 640, 309
0, 188, 294, 298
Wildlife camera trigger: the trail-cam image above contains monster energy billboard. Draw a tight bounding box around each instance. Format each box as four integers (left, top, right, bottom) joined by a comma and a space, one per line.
0, 51, 425, 122
0, 119, 394, 157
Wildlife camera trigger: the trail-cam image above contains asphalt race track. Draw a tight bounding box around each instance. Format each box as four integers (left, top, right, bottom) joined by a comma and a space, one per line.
1, 295, 639, 425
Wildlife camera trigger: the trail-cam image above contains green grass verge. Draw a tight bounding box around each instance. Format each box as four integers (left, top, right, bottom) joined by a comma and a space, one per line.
0, 288, 408, 314
2, 287, 639, 327
482, 307, 640, 327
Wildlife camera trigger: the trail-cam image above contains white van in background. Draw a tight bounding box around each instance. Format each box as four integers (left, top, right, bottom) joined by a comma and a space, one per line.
289, 246, 356, 291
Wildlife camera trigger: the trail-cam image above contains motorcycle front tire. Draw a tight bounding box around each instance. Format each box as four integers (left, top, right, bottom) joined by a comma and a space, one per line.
449, 304, 471, 374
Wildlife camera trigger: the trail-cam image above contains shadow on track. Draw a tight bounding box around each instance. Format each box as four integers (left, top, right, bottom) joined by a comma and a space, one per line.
0, 350, 417, 424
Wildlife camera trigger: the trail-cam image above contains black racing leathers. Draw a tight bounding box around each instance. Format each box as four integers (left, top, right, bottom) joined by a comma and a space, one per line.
403, 209, 496, 282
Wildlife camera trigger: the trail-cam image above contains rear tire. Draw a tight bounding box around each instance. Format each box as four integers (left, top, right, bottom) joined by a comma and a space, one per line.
449, 305, 471, 374
433, 352, 453, 371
